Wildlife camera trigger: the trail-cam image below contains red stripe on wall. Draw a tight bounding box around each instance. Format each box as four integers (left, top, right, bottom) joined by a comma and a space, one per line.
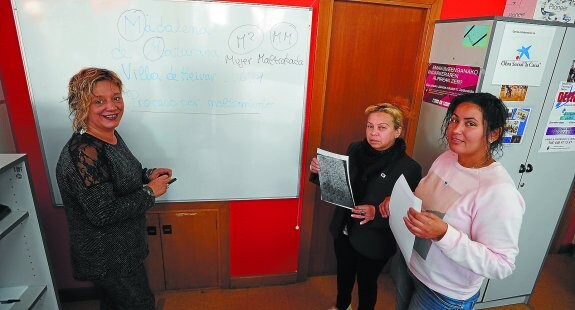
440, 0, 506, 20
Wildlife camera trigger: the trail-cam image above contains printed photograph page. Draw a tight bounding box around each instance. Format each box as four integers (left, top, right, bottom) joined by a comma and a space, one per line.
316, 148, 355, 209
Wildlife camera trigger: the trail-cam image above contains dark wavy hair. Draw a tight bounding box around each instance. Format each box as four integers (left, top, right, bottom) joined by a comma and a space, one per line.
440, 92, 508, 158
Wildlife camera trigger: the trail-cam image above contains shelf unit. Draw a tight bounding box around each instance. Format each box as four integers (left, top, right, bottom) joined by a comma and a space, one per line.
0, 154, 59, 310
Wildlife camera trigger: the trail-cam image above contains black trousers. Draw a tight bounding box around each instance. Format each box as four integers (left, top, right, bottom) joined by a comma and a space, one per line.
334, 234, 389, 310
93, 264, 155, 310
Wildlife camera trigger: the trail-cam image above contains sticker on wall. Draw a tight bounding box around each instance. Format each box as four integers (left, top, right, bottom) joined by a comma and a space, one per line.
422, 63, 480, 108
540, 82, 575, 152
462, 24, 490, 48
567, 59, 575, 83
533, 0, 575, 23
499, 85, 528, 102
504, 107, 531, 144
492, 23, 556, 86
502, 0, 539, 19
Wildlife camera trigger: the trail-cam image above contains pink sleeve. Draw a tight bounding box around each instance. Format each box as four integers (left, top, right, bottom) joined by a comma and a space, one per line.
434, 183, 525, 279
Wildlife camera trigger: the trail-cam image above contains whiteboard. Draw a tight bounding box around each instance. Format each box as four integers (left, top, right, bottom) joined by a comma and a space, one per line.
13, 0, 312, 203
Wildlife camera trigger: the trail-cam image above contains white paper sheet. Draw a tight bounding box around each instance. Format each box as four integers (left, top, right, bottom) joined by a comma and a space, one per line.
389, 174, 422, 263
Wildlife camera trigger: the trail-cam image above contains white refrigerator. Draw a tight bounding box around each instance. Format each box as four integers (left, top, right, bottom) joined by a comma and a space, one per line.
412, 17, 575, 308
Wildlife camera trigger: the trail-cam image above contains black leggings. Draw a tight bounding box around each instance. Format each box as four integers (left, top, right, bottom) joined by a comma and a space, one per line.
334, 234, 389, 310
93, 264, 155, 310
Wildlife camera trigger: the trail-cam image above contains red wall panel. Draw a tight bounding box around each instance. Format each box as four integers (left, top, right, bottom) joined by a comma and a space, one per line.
440, 0, 506, 20
230, 199, 301, 275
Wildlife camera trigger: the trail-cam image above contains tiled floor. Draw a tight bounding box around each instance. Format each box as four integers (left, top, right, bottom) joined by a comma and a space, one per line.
62, 254, 575, 309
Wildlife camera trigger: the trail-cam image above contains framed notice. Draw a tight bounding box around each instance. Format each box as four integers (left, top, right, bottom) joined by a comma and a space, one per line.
492, 23, 555, 86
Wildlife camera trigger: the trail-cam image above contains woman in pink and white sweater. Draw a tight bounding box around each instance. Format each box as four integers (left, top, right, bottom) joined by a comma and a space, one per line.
381, 93, 525, 309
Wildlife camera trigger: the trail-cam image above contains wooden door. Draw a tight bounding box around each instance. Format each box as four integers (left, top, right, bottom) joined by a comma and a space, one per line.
301, 0, 441, 276
161, 209, 220, 290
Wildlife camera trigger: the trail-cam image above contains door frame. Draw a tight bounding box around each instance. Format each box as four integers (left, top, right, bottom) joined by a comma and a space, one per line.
298, 0, 442, 280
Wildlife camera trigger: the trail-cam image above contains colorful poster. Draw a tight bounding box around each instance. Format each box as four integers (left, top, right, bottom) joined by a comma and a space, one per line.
504, 107, 531, 144
533, 0, 575, 23
567, 59, 575, 82
540, 82, 575, 152
422, 63, 480, 108
492, 23, 556, 86
499, 85, 528, 101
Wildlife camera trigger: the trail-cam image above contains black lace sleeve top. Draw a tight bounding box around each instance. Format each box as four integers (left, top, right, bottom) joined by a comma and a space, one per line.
56, 131, 155, 280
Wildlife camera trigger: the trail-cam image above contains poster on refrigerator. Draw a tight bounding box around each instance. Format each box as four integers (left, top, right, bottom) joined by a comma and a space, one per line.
499, 85, 528, 102
540, 82, 575, 152
462, 24, 489, 48
502, 0, 539, 19
568, 59, 575, 82
504, 107, 531, 144
533, 0, 575, 23
422, 63, 480, 108
492, 23, 555, 86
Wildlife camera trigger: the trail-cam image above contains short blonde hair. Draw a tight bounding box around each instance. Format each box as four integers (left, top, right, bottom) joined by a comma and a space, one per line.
364, 103, 404, 130
67, 68, 123, 132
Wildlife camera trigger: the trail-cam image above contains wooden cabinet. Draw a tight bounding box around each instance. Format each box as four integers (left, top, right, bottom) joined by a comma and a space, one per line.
0, 154, 59, 309
144, 202, 229, 291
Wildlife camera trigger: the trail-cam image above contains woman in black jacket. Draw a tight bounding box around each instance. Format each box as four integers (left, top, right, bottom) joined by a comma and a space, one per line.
310, 103, 422, 310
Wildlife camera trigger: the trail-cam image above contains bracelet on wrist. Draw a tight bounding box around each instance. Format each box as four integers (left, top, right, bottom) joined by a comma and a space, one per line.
142, 185, 155, 197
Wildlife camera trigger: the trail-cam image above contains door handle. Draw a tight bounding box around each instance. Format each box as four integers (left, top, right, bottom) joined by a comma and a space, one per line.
519, 164, 526, 173
162, 225, 172, 234
147, 226, 157, 236
526, 164, 533, 173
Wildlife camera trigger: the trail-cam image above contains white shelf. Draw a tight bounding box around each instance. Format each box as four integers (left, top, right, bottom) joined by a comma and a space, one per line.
0, 154, 59, 310
0, 155, 24, 172
0, 285, 46, 310
0, 211, 28, 241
